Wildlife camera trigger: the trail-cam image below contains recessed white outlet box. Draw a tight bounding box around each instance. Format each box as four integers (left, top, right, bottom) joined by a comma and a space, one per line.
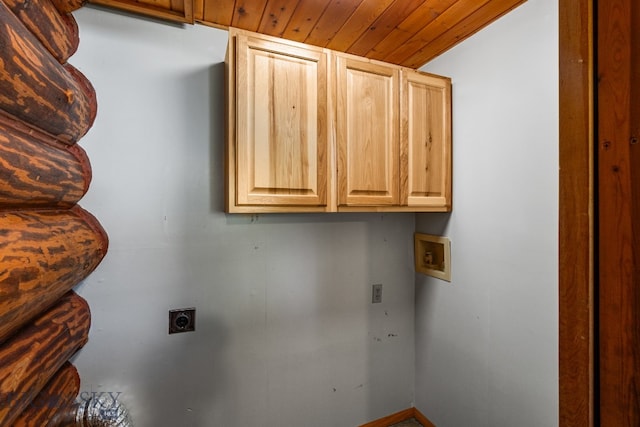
414, 233, 451, 281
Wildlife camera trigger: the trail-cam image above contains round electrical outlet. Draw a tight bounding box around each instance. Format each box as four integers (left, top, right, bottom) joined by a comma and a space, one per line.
169, 308, 196, 334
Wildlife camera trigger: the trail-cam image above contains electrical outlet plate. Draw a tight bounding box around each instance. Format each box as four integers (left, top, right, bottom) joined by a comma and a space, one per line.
414, 233, 451, 281
169, 307, 196, 334
372, 284, 383, 303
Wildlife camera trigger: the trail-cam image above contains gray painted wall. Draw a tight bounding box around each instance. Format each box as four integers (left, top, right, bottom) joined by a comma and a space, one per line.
70, 1, 559, 425
416, 1, 559, 426
71, 8, 415, 426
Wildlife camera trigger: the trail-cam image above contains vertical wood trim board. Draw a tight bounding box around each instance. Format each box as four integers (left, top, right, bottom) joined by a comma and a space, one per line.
558, 0, 595, 425
597, 0, 640, 425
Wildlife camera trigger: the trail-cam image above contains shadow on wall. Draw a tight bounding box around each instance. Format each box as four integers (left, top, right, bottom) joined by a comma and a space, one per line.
210, 62, 225, 214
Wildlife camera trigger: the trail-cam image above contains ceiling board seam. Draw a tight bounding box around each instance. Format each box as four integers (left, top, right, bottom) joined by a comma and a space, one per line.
380, 0, 491, 65
346, 0, 426, 55
196, 0, 528, 69
282, 0, 331, 41
401, 0, 526, 67
302, 0, 355, 46
228, 0, 239, 25
334, 0, 399, 53
257, 0, 301, 36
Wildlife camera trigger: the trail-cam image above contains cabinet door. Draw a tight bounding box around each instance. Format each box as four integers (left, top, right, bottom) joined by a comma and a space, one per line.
401, 70, 451, 209
233, 34, 328, 209
336, 56, 399, 206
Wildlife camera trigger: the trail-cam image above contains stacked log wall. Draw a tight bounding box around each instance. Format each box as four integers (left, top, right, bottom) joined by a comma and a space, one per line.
0, 0, 107, 423
11, 362, 81, 427
0, 207, 107, 343
0, 120, 92, 208
0, 292, 90, 425
0, 0, 97, 143
3, 0, 80, 63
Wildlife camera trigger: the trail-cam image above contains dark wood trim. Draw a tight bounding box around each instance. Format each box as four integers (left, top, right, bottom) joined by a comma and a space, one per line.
359, 407, 436, 427
597, 0, 640, 425
359, 408, 415, 427
413, 407, 436, 427
89, 0, 194, 24
558, 0, 595, 426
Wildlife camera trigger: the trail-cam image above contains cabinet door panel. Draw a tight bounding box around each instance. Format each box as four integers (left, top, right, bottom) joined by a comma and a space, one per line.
402, 71, 451, 208
235, 35, 327, 207
337, 56, 399, 206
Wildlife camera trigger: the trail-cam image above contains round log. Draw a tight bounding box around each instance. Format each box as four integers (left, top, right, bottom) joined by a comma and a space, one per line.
0, 1, 97, 143
11, 362, 80, 427
3, 0, 80, 63
49, 0, 86, 14
0, 118, 91, 208
0, 207, 108, 344
0, 292, 90, 426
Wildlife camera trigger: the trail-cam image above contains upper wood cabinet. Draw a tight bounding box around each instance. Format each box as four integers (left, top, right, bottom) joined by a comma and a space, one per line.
226, 30, 330, 213
89, 0, 193, 23
226, 29, 451, 213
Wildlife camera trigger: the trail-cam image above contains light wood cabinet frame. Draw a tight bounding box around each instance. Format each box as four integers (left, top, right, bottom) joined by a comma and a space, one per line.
226, 28, 451, 213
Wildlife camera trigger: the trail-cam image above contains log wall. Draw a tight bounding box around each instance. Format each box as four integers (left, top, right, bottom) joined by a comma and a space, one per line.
50, 0, 86, 13
0, 121, 91, 208
0, 0, 97, 143
11, 362, 81, 427
0, 207, 107, 343
0, 0, 107, 423
3, 0, 80, 63
0, 292, 90, 425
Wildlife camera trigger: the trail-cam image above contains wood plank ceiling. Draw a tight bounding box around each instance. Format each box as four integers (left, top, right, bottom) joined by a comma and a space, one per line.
195, 0, 527, 68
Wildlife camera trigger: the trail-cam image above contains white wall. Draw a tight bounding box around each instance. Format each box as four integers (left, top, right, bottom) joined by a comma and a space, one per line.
71, 8, 415, 426
415, 1, 559, 426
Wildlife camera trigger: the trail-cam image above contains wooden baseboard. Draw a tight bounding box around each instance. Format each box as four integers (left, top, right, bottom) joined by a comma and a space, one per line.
359, 407, 436, 427
413, 408, 436, 427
